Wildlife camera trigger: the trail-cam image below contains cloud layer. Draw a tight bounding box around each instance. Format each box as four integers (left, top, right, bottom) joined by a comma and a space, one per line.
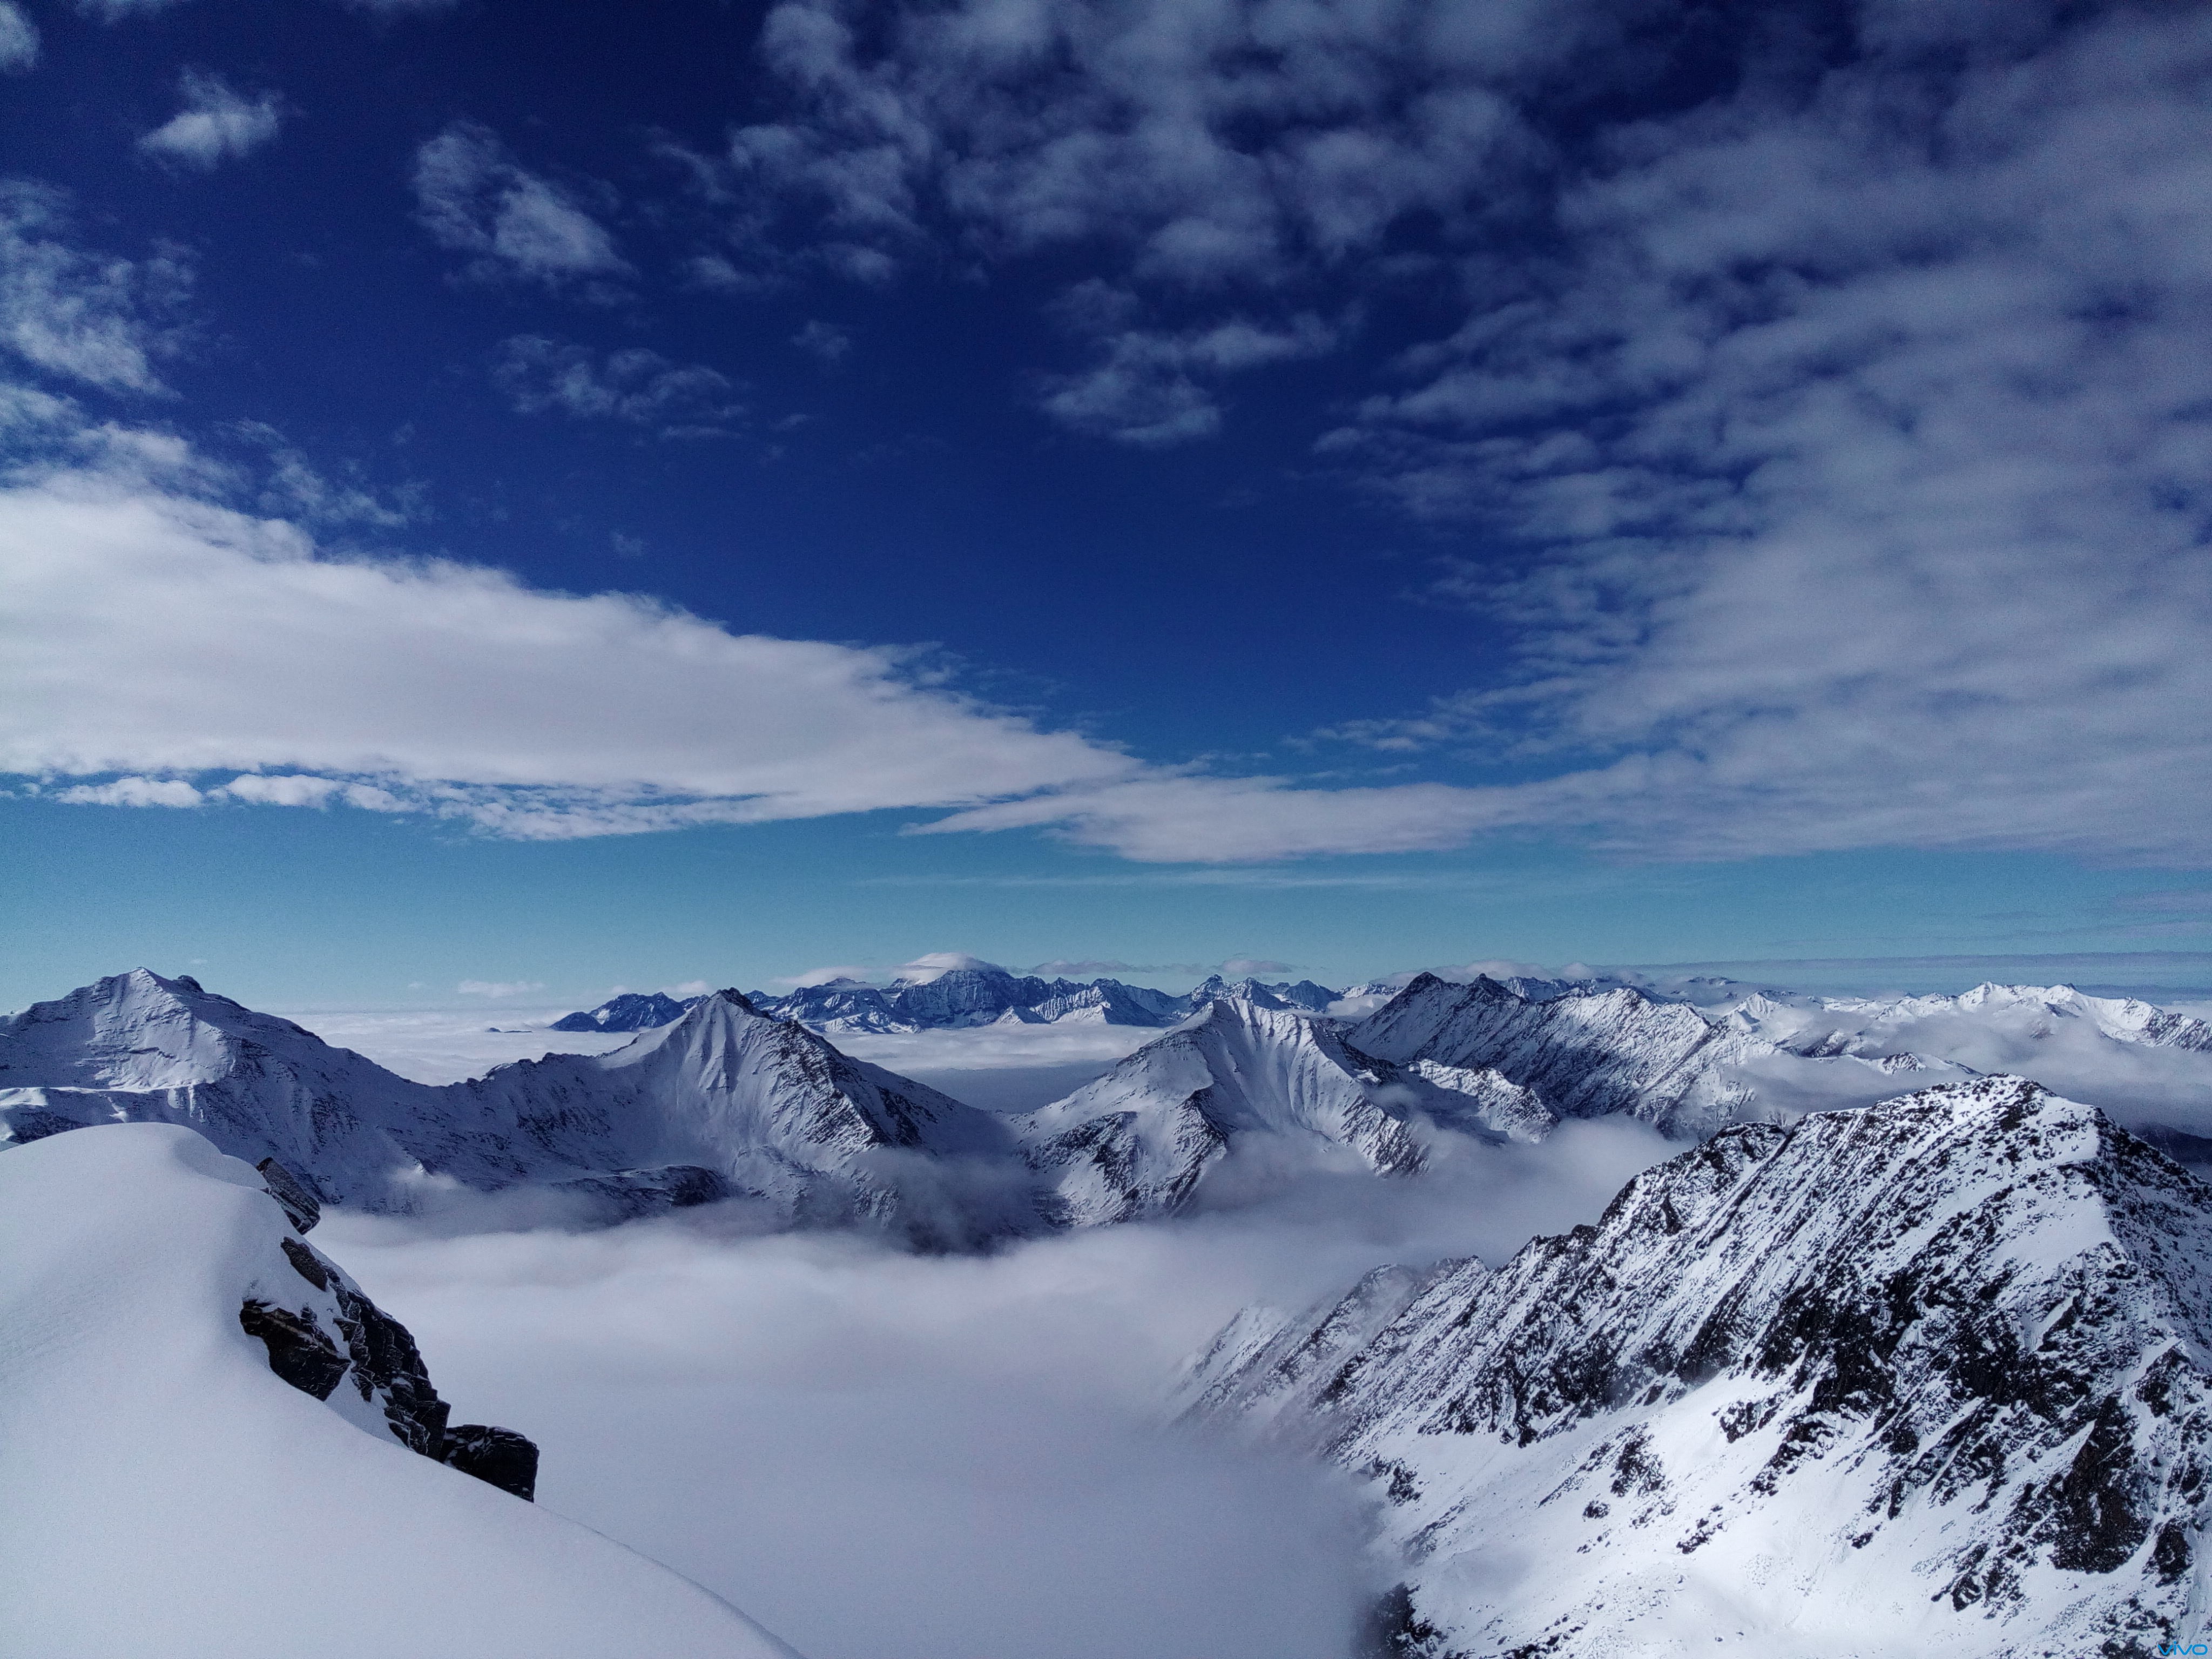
321, 1115, 1674, 1659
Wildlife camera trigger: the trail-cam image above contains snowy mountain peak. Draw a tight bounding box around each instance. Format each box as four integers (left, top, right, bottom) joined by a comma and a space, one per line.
548, 990, 700, 1033
0, 966, 323, 1092
1, 970, 1021, 1237
1013, 996, 1427, 1225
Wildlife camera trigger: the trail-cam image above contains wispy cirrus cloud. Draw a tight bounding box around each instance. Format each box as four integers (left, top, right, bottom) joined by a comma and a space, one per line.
138, 70, 283, 171
413, 122, 628, 288
0, 3, 38, 72
493, 335, 743, 435
0, 183, 191, 393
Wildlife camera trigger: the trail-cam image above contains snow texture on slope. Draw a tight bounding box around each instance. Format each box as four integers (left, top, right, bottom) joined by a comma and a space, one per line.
0, 1121, 801, 1659
1189, 1077, 2212, 1657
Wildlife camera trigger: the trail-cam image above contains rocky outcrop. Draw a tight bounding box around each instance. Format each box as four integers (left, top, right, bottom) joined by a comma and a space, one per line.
442, 1425, 539, 1502
239, 1216, 539, 1496
1189, 1077, 2212, 1656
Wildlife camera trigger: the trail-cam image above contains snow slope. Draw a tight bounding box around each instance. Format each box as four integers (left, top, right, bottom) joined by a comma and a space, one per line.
1189, 1077, 2212, 1657
0, 1122, 801, 1659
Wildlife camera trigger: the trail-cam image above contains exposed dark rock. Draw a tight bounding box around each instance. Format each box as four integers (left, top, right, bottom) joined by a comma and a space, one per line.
1358, 1584, 1453, 1659
3, 1107, 83, 1144
241, 1233, 539, 1500
442, 1425, 540, 1501
239, 1299, 349, 1400
257, 1156, 321, 1233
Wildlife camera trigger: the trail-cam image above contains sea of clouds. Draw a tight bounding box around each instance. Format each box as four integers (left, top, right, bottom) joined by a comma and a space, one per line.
314, 1011, 1672, 1659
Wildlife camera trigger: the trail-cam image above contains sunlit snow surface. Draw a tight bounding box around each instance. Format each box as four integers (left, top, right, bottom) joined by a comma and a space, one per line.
0, 1123, 801, 1659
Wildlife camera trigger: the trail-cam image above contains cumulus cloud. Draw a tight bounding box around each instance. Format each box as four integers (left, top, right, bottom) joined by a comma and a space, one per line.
455, 979, 545, 999
0, 2, 38, 72
698, 0, 1594, 286
493, 336, 741, 435
413, 123, 628, 287
138, 71, 282, 170
0, 183, 190, 393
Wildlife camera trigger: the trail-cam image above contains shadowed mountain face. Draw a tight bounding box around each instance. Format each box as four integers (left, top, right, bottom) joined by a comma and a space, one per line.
1187, 1077, 2212, 1656
549, 993, 698, 1033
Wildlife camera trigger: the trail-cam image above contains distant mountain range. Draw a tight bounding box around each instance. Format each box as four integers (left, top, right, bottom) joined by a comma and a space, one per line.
5, 967, 2211, 1236
549, 965, 1340, 1035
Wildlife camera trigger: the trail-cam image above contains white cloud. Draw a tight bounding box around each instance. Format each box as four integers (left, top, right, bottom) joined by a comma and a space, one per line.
917, 773, 1531, 862
1040, 310, 1336, 445
0, 3, 38, 72
138, 71, 282, 170
0, 457, 1151, 837
493, 336, 741, 435
775, 966, 875, 987
0, 183, 190, 393
455, 979, 545, 999
54, 774, 202, 807
1306, 2, 2212, 865
219, 773, 406, 810
413, 123, 628, 287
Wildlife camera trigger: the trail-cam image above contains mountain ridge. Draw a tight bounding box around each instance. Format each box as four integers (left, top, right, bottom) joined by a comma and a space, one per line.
1187, 1077, 2212, 1656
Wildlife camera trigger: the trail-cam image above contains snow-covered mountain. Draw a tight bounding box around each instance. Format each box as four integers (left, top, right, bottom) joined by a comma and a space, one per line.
744, 961, 1342, 1034
0, 970, 1023, 1237
1187, 1077, 2212, 1657
1346, 971, 2212, 1142
549, 992, 703, 1033
750, 962, 1193, 1033
1183, 973, 1339, 1014
0, 1121, 801, 1658
1011, 998, 1551, 1225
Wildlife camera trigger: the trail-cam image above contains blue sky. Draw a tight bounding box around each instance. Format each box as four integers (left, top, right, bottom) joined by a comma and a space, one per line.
3, 0, 2210, 1010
